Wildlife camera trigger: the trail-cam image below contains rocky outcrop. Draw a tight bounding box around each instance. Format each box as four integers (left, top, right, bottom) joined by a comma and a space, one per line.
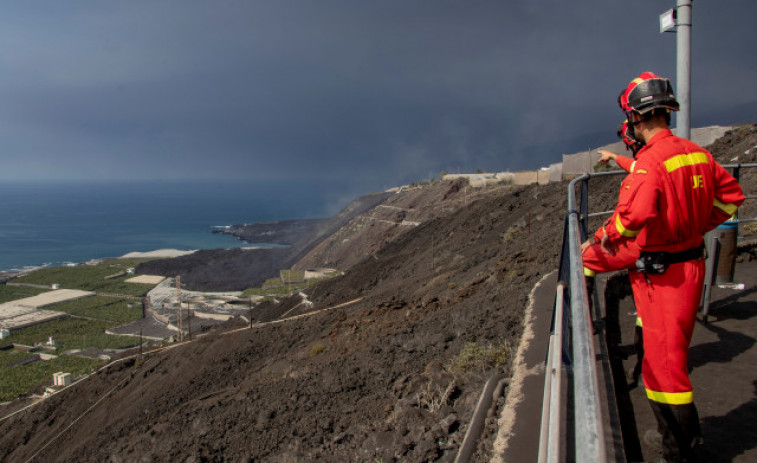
213, 218, 329, 245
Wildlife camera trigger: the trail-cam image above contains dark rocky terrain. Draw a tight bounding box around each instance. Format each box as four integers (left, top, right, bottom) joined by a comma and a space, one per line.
213, 218, 330, 246
1, 124, 754, 462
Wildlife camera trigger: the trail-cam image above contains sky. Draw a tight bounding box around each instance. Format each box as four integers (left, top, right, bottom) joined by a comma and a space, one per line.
1, 1, 756, 202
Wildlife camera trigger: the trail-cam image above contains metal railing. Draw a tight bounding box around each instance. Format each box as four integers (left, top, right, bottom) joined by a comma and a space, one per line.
539, 162, 756, 463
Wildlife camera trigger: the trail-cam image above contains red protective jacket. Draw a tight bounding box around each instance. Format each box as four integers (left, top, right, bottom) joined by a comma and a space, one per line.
591, 154, 637, 245
583, 154, 640, 277
603, 129, 745, 253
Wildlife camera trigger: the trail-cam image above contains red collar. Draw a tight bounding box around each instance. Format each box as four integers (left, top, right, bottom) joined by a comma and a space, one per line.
634, 128, 673, 159
644, 128, 674, 147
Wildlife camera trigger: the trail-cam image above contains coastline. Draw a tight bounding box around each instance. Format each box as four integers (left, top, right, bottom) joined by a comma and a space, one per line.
0, 219, 315, 282
0, 179, 332, 276
0, 249, 198, 283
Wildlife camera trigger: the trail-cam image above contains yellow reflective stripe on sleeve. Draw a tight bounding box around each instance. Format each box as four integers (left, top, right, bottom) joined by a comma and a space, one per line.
630, 161, 636, 173
584, 267, 596, 277
664, 152, 709, 173
615, 215, 640, 237
646, 388, 693, 405
635, 316, 642, 327
714, 198, 738, 216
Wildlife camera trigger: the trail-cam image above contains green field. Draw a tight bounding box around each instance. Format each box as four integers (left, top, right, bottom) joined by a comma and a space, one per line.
242, 272, 335, 300
0, 285, 50, 304
52, 296, 144, 324
6, 317, 142, 353
11, 258, 156, 296
0, 259, 159, 402
0, 349, 104, 402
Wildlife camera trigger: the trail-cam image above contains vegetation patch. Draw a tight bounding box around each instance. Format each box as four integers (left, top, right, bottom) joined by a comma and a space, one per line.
450, 341, 511, 377
6, 318, 141, 353
51, 296, 143, 324
280, 269, 304, 282
500, 226, 522, 243
0, 349, 37, 368
11, 258, 156, 296
244, 270, 338, 299
0, 351, 103, 402
0, 285, 50, 304
309, 342, 326, 357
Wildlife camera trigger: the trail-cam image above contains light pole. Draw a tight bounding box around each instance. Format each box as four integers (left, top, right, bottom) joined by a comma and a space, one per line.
660, 1, 692, 140
676, 0, 693, 140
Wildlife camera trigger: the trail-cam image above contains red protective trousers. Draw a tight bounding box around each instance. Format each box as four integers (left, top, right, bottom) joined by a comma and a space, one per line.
630, 259, 704, 403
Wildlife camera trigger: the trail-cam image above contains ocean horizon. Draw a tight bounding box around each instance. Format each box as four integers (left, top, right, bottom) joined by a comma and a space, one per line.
0, 179, 335, 272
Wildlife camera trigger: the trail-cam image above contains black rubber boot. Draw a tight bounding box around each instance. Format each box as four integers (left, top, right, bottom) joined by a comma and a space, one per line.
649, 400, 703, 462
585, 275, 596, 309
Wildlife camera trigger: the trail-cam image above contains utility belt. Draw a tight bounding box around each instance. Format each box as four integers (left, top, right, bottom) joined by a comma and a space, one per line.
635, 245, 706, 275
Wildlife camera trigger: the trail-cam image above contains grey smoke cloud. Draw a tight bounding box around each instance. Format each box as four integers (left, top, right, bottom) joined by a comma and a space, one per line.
0, 1, 755, 201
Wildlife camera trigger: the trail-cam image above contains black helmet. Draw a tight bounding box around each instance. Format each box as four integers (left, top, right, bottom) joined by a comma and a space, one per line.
619, 72, 679, 117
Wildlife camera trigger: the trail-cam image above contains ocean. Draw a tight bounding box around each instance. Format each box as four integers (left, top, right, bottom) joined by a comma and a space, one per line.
0, 179, 334, 272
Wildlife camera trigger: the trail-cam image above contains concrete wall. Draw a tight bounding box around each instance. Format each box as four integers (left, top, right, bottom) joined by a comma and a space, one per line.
440, 126, 734, 188
549, 163, 563, 182
304, 269, 339, 280
193, 312, 233, 321
495, 172, 514, 184
53, 372, 72, 387
512, 171, 538, 185
562, 125, 734, 176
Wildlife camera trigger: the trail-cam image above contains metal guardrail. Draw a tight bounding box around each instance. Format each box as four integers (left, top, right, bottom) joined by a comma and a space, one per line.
540, 162, 756, 463
585, 163, 757, 224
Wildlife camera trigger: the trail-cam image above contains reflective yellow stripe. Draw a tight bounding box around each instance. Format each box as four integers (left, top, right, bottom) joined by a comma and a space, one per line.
646, 388, 693, 405
630, 161, 636, 173
584, 267, 596, 277
714, 198, 738, 216
636, 316, 643, 327
615, 215, 640, 237
664, 152, 709, 173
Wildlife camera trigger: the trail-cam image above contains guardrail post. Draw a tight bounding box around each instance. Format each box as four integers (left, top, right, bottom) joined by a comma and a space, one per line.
579, 178, 590, 241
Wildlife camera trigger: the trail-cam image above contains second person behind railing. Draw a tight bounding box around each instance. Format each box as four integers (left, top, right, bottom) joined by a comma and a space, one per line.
581, 119, 646, 388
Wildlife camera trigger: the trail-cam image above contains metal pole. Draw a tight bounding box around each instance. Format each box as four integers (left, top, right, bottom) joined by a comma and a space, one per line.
676, 0, 692, 140
701, 236, 720, 324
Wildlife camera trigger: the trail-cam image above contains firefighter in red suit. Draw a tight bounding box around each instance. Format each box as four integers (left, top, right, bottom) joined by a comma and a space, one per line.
597, 72, 745, 462
582, 121, 646, 386
582, 120, 644, 278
